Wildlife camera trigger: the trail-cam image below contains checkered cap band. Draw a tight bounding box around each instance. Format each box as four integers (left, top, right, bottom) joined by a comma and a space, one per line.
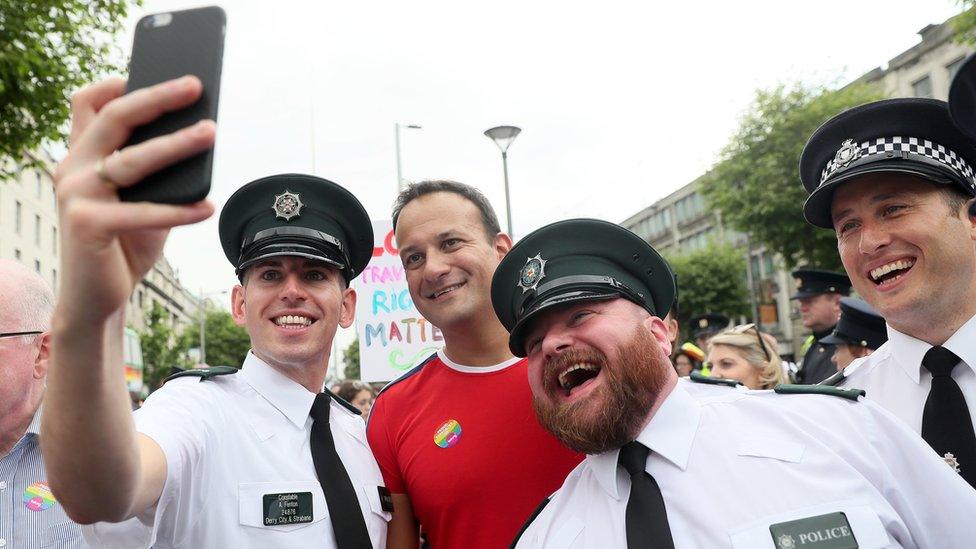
820, 136, 976, 191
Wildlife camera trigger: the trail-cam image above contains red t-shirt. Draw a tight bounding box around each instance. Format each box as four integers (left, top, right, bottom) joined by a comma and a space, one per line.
367, 351, 582, 549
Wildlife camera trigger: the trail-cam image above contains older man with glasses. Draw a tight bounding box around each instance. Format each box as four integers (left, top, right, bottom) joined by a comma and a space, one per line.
0, 260, 86, 549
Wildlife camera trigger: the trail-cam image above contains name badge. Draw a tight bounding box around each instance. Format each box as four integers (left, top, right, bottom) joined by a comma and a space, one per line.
378, 486, 394, 512
263, 492, 313, 526
769, 512, 857, 549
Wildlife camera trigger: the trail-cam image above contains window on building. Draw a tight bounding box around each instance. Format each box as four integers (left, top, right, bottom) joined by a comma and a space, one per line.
14, 249, 21, 261
948, 56, 967, 80
34, 214, 41, 245
35, 172, 42, 198
52, 269, 57, 292
34, 259, 41, 273
912, 75, 933, 98
14, 201, 21, 234
52, 226, 57, 254
138, 290, 144, 309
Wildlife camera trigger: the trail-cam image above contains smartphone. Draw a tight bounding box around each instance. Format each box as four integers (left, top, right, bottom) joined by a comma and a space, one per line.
119, 6, 226, 204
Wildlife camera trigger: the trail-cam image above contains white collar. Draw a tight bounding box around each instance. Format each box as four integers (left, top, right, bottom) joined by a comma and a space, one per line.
26, 406, 42, 436
437, 348, 521, 374
239, 352, 317, 429
587, 383, 701, 500
886, 313, 976, 384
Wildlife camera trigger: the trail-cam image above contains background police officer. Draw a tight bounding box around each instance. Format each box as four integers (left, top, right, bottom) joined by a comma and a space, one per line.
791, 269, 851, 384
820, 297, 887, 376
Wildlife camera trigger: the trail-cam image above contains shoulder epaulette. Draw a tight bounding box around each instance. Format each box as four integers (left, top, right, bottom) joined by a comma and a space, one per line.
773, 383, 865, 401
164, 365, 239, 383
690, 371, 742, 387
325, 389, 362, 416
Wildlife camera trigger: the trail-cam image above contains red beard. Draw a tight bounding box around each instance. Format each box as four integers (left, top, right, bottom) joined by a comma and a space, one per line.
532, 325, 669, 454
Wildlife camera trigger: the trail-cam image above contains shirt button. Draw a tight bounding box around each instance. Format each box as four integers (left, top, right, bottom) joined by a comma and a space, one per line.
0, 538, 7, 547
0, 481, 6, 490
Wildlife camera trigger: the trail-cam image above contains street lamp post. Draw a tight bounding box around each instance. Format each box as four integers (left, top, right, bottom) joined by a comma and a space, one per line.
484, 125, 521, 236
395, 123, 423, 191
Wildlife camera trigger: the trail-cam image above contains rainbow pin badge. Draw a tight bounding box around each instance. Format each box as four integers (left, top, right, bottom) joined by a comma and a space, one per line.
433, 419, 462, 449
23, 481, 57, 512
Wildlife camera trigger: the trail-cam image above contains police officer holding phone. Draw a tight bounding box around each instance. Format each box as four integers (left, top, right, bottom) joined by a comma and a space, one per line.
40, 74, 390, 548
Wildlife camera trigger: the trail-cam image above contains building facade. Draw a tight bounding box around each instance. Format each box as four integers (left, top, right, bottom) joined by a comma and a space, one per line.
0, 153, 61, 292
621, 176, 800, 356
1, 154, 200, 335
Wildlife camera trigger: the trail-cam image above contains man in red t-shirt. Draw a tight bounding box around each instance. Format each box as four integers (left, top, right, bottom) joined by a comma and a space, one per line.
367, 181, 582, 549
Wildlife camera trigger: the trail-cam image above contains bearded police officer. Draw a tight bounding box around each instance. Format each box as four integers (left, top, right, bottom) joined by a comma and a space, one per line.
492, 218, 976, 548
41, 77, 389, 548
791, 269, 851, 384
798, 90, 976, 489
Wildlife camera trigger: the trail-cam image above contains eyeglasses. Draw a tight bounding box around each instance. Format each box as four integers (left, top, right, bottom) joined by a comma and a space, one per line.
729, 323, 772, 362
0, 330, 43, 340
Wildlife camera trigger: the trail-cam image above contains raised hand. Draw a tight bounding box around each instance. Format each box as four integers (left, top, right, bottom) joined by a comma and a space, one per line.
53, 76, 216, 322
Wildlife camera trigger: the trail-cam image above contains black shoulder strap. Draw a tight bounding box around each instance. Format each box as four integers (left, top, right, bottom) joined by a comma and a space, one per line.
324, 388, 362, 416
510, 496, 551, 549
773, 383, 865, 401
164, 365, 239, 383
818, 368, 847, 387
689, 371, 742, 387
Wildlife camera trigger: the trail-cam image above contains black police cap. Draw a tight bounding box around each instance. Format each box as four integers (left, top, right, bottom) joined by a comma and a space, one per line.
799, 98, 976, 228
820, 297, 887, 349
688, 313, 729, 338
491, 219, 675, 357
218, 174, 373, 283
790, 268, 851, 299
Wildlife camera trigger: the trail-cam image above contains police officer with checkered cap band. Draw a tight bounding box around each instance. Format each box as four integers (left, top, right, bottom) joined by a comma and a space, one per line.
791, 268, 851, 385
820, 297, 886, 386
798, 90, 976, 489
491, 219, 976, 548
80, 173, 391, 548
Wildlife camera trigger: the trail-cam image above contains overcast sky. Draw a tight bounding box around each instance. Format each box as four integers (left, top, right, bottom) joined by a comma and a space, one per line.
118, 0, 959, 319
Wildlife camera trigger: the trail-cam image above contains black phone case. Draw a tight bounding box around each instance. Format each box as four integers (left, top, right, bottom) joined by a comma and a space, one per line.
119, 6, 225, 204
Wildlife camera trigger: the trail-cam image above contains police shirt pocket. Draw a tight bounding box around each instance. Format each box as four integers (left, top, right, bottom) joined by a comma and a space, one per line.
238, 481, 327, 532
728, 500, 890, 549
737, 436, 805, 463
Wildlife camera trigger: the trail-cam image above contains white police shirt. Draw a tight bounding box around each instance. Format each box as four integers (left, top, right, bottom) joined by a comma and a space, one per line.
839, 313, 976, 434
82, 353, 389, 549
514, 380, 976, 549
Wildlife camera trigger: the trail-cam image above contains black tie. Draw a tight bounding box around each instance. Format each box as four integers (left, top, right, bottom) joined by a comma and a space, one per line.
310, 393, 372, 548
618, 441, 675, 549
921, 346, 976, 489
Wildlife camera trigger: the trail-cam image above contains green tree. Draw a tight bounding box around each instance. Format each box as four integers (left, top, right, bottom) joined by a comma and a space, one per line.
180, 309, 251, 368
140, 302, 187, 392
700, 82, 885, 271
952, 3, 976, 44
343, 338, 360, 380
665, 241, 750, 331
0, 1, 139, 178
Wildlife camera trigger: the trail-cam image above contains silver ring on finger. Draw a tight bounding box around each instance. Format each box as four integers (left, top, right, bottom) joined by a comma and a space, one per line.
93, 153, 120, 192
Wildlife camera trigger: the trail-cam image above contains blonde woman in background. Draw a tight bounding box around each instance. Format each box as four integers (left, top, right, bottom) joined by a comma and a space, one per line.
706, 324, 789, 389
